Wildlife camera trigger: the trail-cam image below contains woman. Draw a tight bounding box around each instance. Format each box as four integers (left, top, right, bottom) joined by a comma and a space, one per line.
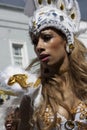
18, 29, 87, 130
5, 0, 87, 130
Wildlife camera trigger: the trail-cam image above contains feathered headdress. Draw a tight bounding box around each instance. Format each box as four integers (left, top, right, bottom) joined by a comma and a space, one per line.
24, 0, 81, 52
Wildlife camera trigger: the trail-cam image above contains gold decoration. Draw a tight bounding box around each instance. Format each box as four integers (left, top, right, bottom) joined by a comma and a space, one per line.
65, 121, 74, 129
69, 44, 74, 50
0, 89, 17, 96
38, 0, 42, 4
71, 102, 87, 120
47, 0, 51, 4
41, 104, 62, 127
41, 105, 54, 126
71, 13, 75, 19
8, 74, 41, 89
56, 117, 61, 126
33, 78, 41, 87
33, 21, 36, 28
60, 3, 64, 10
76, 121, 87, 129
8, 74, 29, 89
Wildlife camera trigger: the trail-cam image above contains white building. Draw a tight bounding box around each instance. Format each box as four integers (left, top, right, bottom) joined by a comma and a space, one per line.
0, 1, 36, 71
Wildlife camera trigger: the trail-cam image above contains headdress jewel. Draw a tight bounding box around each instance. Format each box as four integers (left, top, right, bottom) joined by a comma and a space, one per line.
24, 0, 81, 53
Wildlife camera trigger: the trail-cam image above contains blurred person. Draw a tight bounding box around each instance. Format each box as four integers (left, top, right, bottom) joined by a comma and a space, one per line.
5, 107, 20, 130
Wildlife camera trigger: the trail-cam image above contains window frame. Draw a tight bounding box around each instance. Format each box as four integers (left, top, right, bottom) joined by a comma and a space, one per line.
9, 40, 29, 68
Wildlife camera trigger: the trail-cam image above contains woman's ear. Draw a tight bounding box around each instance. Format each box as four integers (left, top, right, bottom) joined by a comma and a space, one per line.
63, 40, 68, 53
63, 40, 67, 48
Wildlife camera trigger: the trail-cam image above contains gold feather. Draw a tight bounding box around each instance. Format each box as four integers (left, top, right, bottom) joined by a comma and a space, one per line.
0, 89, 17, 96
8, 74, 29, 89
8, 74, 41, 89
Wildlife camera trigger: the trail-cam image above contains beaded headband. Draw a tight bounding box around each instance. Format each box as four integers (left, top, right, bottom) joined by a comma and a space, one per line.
24, 0, 81, 52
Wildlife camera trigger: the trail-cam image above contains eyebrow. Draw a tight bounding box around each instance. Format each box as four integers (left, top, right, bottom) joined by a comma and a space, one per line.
40, 31, 53, 36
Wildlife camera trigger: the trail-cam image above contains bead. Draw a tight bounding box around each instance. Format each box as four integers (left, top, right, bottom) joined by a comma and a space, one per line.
71, 13, 75, 19
60, 3, 64, 10
47, 0, 51, 4
38, 0, 42, 5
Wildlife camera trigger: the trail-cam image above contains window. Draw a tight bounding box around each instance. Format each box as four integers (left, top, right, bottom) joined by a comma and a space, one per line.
12, 44, 23, 66
10, 41, 29, 68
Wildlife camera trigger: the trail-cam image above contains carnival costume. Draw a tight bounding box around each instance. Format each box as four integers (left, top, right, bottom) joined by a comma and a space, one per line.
0, 0, 87, 129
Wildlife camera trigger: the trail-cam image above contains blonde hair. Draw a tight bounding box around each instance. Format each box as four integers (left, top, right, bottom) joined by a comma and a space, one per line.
69, 37, 87, 100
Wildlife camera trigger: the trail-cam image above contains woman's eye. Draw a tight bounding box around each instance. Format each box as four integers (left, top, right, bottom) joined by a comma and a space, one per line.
41, 34, 52, 42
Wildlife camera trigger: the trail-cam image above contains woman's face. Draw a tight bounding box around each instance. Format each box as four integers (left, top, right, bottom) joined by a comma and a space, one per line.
33, 29, 67, 66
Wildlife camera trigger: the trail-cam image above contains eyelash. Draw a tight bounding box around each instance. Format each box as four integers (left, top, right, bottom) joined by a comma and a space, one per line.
32, 34, 52, 45
41, 35, 52, 42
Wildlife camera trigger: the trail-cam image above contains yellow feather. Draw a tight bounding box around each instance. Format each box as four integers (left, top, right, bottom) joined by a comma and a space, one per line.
0, 90, 17, 96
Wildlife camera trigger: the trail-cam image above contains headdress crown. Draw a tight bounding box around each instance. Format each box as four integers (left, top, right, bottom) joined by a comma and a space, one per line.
24, 0, 81, 52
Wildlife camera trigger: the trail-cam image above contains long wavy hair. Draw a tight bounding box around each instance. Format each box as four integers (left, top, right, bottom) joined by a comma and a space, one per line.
26, 35, 87, 129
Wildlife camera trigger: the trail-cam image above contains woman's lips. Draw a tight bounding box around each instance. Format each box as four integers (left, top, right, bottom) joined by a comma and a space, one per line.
39, 54, 50, 62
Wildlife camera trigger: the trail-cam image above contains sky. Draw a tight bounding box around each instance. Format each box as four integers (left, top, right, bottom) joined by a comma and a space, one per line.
0, 0, 87, 20
77, 0, 87, 21
0, 0, 25, 7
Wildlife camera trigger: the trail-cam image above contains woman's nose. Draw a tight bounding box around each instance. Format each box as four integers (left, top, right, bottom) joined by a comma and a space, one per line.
36, 38, 45, 53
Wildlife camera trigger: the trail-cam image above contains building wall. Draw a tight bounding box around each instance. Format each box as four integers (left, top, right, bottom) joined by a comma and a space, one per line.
0, 5, 36, 71
78, 21, 87, 48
